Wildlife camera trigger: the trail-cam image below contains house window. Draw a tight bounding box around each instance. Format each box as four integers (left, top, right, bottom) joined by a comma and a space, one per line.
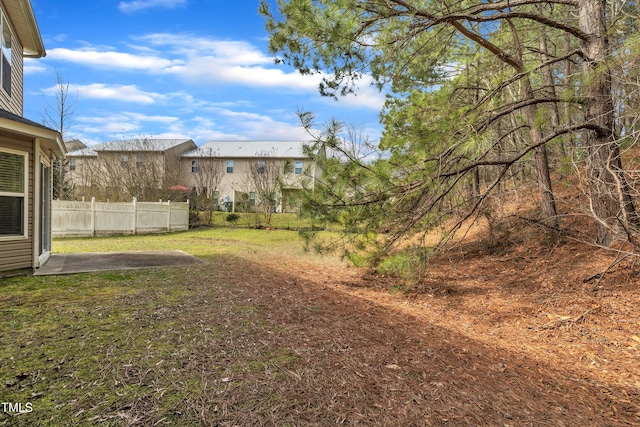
121, 155, 129, 167
257, 160, 266, 174
136, 155, 143, 167
1, 13, 11, 96
295, 161, 303, 175
249, 192, 256, 207
0, 149, 27, 237
226, 160, 234, 173
69, 158, 76, 171
191, 160, 199, 173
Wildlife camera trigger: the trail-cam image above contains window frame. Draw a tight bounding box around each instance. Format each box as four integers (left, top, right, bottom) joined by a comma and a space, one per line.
0, 147, 28, 240
295, 160, 303, 175
257, 160, 266, 174
0, 11, 12, 97
191, 160, 199, 173
226, 160, 234, 173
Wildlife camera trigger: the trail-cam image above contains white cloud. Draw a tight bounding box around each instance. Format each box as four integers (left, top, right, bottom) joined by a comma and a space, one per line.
165, 59, 321, 91
328, 78, 387, 111
216, 109, 309, 140
170, 116, 241, 142
126, 112, 180, 124
46, 47, 182, 71
118, 0, 187, 14
76, 114, 142, 134
43, 83, 167, 104
75, 111, 183, 140
24, 59, 47, 74
135, 34, 272, 65
133, 33, 322, 90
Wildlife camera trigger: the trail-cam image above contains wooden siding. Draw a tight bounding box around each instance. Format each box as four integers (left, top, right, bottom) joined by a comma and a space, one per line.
0, 4, 23, 115
0, 133, 33, 274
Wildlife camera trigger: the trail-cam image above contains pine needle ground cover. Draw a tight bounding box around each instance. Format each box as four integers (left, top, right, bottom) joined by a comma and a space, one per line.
1, 228, 639, 426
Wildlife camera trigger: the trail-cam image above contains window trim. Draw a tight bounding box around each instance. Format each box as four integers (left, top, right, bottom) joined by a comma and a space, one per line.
0, 11, 12, 97
0, 147, 28, 240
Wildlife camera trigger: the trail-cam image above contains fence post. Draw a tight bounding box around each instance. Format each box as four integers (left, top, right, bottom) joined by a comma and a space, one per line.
91, 197, 96, 236
167, 200, 172, 232
132, 197, 137, 235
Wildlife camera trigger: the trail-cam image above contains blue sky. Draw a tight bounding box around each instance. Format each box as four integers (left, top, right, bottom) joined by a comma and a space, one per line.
23, 0, 385, 147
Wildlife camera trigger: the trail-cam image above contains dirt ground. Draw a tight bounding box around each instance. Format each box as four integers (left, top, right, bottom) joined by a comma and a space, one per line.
239, 223, 640, 425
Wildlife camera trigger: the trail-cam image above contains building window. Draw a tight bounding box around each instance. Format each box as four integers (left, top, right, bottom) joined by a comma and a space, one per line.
136, 155, 143, 167
257, 160, 266, 174
121, 155, 129, 167
226, 160, 234, 173
295, 161, 303, 175
1, 13, 11, 96
69, 158, 76, 171
191, 160, 199, 173
249, 192, 256, 207
0, 149, 27, 236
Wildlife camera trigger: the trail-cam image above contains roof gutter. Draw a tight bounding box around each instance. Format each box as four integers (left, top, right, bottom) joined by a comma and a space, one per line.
0, 116, 64, 155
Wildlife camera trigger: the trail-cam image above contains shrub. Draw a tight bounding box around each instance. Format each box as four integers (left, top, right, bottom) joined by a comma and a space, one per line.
225, 213, 240, 226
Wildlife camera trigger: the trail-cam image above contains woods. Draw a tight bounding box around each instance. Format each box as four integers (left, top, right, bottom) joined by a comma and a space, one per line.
261, 0, 640, 260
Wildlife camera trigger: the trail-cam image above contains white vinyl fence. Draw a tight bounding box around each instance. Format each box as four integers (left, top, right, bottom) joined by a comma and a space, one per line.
52, 198, 189, 237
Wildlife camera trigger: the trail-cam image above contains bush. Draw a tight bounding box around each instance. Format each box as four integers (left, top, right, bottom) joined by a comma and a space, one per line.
225, 213, 240, 226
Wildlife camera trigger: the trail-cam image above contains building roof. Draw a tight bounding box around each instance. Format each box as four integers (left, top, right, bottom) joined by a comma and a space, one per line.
0, 108, 64, 155
182, 140, 310, 159
67, 138, 195, 157
96, 138, 195, 152
64, 139, 86, 152
66, 146, 97, 157
0, 108, 51, 130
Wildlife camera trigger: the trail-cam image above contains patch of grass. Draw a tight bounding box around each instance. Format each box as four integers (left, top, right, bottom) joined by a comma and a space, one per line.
52, 228, 306, 258
0, 257, 301, 426
1, 228, 356, 425
1, 228, 337, 426
200, 212, 313, 229
376, 247, 433, 284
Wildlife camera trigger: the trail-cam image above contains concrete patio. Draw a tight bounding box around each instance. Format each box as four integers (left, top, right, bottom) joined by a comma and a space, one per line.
34, 250, 204, 276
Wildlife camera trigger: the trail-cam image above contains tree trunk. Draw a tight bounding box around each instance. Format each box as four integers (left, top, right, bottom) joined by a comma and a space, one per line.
579, 0, 638, 245
522, 76, 559, 230
540, 33, 565, 159
507, 19, 558, 229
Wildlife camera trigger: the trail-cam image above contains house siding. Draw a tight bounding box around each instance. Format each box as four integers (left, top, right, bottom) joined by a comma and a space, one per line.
0, 133, 34, 275
181, 156, 312, 212
0, 4, 23, 116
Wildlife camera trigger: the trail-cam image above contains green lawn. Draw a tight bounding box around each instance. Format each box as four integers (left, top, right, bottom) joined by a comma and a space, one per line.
52, 227, 310, 258
196, 211, 313, 230
0, 228, 330, 426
